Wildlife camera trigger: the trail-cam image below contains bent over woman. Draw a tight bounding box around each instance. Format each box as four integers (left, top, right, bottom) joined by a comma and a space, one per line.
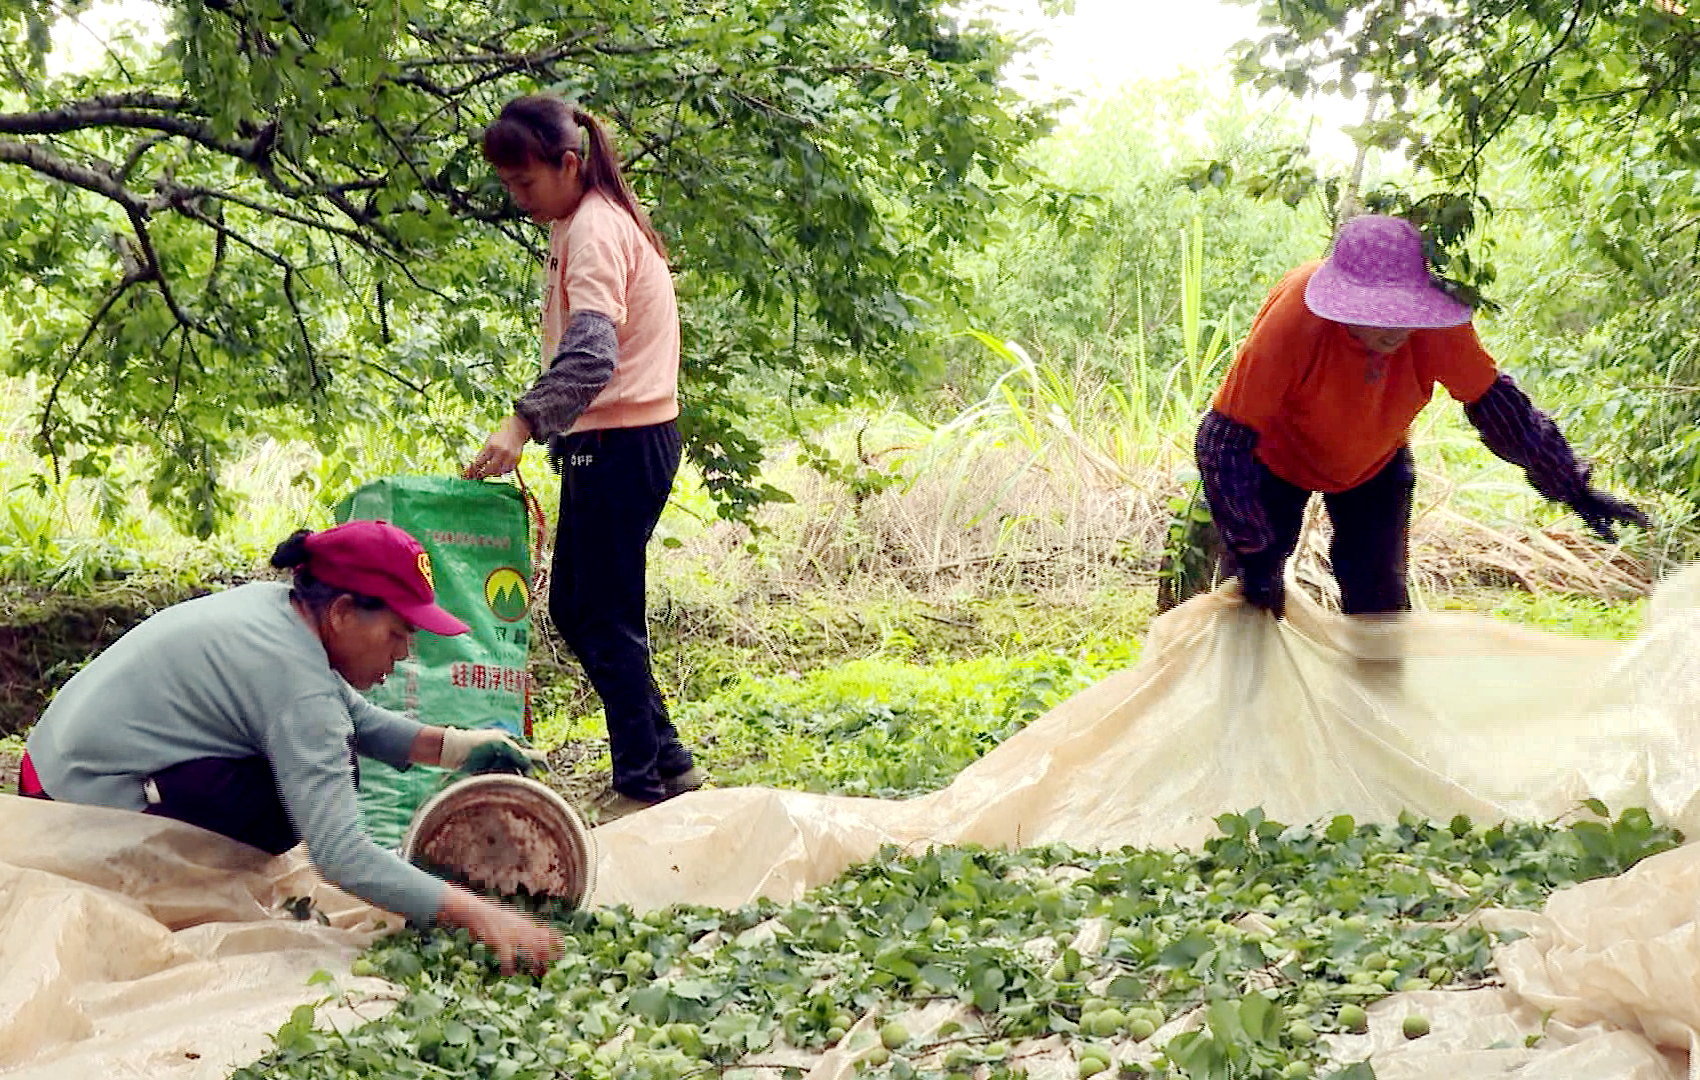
22, 520, 563, 975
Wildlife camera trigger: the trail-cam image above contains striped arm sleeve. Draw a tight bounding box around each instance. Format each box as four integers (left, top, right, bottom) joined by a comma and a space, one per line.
1463, 374, 1589, 502
1196, 409, 1273, 553
514, 309, 617, 442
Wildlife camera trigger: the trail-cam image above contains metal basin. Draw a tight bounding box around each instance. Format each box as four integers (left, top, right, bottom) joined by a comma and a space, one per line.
400, 774, 595, 906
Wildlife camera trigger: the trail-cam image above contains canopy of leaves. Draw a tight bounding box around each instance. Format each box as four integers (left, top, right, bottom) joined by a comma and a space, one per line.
0, 0, 1050, 534
1231, 0, 1700, 189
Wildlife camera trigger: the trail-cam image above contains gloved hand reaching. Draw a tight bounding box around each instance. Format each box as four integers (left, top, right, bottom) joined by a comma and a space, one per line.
1234, 549, 1286, 619
461, 740, 545, 776
1567, 488, 1653, 543
439, 727, 549, 774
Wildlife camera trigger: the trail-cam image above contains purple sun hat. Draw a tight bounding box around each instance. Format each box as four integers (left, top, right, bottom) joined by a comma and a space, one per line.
1304, 215, 1473, 329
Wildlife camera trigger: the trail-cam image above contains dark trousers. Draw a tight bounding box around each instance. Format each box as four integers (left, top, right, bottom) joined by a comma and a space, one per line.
1260, 446, 1415, 615
550, 421, 691, 801
144, 755, 301, 855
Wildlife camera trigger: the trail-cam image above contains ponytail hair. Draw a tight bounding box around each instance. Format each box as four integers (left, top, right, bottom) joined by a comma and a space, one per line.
270, 529, 312, 570
482, 94, 668, 261
270, 529, 386, 619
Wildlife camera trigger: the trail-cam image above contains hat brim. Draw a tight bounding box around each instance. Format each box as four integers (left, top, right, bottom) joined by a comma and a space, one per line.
393, 599, 471, 637
1304, 264, 1473, 330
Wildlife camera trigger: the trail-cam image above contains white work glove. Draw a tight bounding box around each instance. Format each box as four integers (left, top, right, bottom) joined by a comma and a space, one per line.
439, 726, 548, 772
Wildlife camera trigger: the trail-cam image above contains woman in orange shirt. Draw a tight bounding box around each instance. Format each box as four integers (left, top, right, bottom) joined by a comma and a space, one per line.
1197, 215, 1649, 617
465, 96, 700, 822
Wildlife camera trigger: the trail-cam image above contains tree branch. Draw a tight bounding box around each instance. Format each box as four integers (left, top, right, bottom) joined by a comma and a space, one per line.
281, 266, 325, 401
171, 197, 325, 396
0, 138, 220, 376
122, 202, 208, 338
1457, 4, 1591, 179
84, 91, 201, 112
118, 132, 170, 182
0, 103, 251, 159
361, 358, 429, 396
39, 273, 149, 478
0, 137, 142, 210
153, 179, 376, 249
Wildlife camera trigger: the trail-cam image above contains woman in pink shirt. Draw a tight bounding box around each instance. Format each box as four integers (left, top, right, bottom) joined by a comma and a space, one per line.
466, 96, 700, 822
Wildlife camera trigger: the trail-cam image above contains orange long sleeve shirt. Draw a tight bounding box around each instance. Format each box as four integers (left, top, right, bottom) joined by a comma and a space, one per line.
1212, 263, 1499, 492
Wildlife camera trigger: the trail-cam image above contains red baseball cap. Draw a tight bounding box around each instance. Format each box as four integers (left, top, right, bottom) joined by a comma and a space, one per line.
303, 520, 470, 636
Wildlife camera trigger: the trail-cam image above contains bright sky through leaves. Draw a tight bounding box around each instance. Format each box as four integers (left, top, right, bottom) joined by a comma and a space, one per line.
986, 0, 1366, 161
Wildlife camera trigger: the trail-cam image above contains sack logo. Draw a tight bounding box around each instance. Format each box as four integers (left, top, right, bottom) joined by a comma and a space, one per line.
484, 567, 530, 622
416, 552, 435, 590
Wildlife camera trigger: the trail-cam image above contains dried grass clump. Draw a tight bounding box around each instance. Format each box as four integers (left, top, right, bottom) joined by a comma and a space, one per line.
661, 445, 1655, 618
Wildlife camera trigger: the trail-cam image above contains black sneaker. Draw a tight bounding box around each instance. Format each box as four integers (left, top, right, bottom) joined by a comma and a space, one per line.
661, 766, 707, 799
590, 787, 660, 824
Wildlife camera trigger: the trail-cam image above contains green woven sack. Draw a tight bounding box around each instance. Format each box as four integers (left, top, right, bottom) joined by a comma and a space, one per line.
335, 476, 534, 847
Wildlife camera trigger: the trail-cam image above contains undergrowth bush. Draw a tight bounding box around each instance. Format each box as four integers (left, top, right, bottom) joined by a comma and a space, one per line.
537, 644, 1139, 800
686, 646, 1140, 798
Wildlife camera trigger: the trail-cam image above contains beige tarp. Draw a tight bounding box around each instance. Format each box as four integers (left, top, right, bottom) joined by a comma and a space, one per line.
0, 802, 398, 1080
9, 567, 1700, 1078
592, 570, 1700, 911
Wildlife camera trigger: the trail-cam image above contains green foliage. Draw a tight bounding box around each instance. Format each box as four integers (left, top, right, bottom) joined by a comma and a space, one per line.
796, 428, 905, 511
950, 75, 1324, 405
0, 0, 1050, 533
231, 804, 1679, 1080
1, 475, 144, 589
1425, 590, 1644, 642
1157, 481, 1225, 613
925, 208, 1253, 504
607, 647, 1139, 799
1232, 0, 1700, 195
1479, 139, 1700, 512
0, 371, 504, 589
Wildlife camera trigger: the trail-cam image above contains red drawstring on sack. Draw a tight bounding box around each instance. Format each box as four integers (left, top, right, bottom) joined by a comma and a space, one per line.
511, 465, 550, 738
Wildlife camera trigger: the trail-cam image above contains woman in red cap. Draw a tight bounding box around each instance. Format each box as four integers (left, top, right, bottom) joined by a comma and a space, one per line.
463, 95, 700, 823
20, 520, 564, 975
1198, 214, 1650, 618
